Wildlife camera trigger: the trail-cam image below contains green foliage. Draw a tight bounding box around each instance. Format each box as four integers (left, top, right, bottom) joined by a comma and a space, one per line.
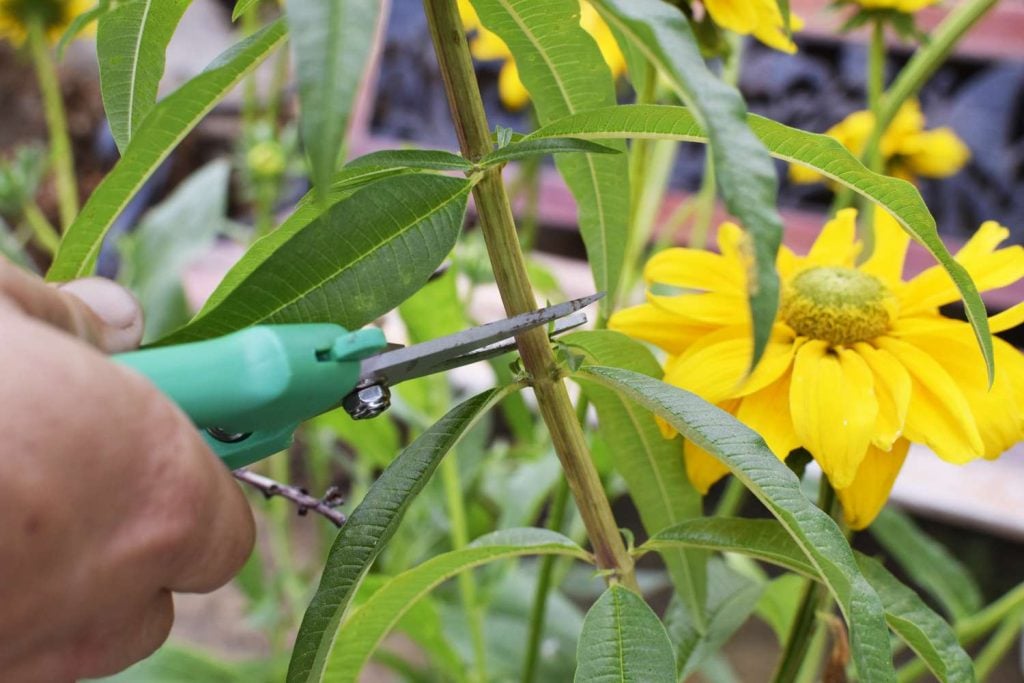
346, 149, 473, 172
589, 0, 783, 369
467, 0, 630, 320
574, 584, 677, 682
286, 388, 509, 683
285, 0, 382, 201
158, 173, 471, 343
47, 20, 287, 281
97, 0, 193, 154
232, 0, 262, 22
479, 137, 621, 166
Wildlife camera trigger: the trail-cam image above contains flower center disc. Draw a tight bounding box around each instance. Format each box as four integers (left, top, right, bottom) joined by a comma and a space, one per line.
781, 267, 895, 345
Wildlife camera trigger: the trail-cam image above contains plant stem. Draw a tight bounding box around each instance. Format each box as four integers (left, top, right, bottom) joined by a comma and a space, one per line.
27, 20, 78, 230
973, 606, 1024, 682
21, 201, 60, 254
441, 455, 488, 683
857, 19, 887, 255
771, 479, 836, 683
422, 0, 637, 590
713, 476, 748, 518
522, 476, 571, 683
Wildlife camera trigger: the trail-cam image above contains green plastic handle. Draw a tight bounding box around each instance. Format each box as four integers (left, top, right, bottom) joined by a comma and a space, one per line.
114, 324, 387, 468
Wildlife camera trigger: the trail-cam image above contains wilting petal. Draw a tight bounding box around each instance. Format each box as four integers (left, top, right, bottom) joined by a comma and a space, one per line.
835, 439, 910, 530
805, 208, 862, 268
608, 302, 714, 355
876, 336, 984, 462
790, 341, 878, 488
643, 247, 744, 294
684, 437, 731, 495
853, 342, 911, 450
736, 374, 801, 460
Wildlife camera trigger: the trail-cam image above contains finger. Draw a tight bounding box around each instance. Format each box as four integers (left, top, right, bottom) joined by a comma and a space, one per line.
72, 591, 174, 681
0, 261, 143, 352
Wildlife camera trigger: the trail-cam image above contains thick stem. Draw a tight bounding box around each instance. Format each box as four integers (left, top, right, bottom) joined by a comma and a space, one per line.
27, 21, 78, 230
422, 0, 636, 589
771, 480, 836, 683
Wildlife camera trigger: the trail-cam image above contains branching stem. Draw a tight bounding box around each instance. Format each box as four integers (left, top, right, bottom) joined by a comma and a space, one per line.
233, 468, 347, 527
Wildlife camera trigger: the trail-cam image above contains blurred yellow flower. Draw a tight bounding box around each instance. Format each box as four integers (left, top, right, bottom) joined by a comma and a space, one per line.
459, 0, 625, 110
791, 100, 970, 185
702, 0, 804, 54
850, 0, 940, 12
0, 0, 94, 46
610, 209, 1024, 529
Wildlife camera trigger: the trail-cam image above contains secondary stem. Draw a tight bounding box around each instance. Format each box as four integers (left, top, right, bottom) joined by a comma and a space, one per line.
27, 21, 78, 230
422, 0, 636, 590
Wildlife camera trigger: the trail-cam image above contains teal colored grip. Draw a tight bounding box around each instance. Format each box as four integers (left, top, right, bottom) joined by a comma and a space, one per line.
114, 324, 387, 468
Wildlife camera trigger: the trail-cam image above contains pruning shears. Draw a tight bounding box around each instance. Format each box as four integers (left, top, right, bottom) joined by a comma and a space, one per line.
113, 293, 601, 469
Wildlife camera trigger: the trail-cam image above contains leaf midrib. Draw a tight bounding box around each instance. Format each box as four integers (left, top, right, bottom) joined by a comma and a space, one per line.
125, 0, 153, 141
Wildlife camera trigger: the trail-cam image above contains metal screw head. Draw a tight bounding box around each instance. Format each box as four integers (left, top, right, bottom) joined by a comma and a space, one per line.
342, 383, 392, 420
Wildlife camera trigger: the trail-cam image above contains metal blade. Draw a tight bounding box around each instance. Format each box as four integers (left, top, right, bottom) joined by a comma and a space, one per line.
359, 293, 602, 387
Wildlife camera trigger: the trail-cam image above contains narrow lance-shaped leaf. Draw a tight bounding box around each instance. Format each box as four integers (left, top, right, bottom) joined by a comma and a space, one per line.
642, 518, 975, 683
563, 330, 706, 628
47, 20, 287, 282
232, 0, 261, 21
287, 388, 511, 683
156, 173, 471, 344
57, 0, 112, 60
574, 584, 676, 683
589, 0, 783, 369
285, 0, 382, 201
323, 529, 591, 683
576, 367, 897, 681
527, 104, 995, 379
345, 149, 473, 172
467, 0, 629, 319
479, 137, 621, 166
98, 0, 194, 154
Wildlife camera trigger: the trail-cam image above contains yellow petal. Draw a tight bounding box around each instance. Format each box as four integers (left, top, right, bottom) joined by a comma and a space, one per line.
835, 439, 909, 530
881, 101, 925, 158
991, 302, 1024, 334
665, 325, 798, 403
902, 128, 970, 179
789, 341, 878, 488
649, 291, 749, 327
684, 436, 731, 494
702, 0, 760, 33
805, 208, 862, 268
498, 60, 530, 110
789, 163, 825, 185
608, 302, 714, 355
736, 374, 801, 460
860, 209, 911, 286
643, 247, 744, 294
458, 0, 481, 29
470, 26, 512, 60
853, 343, 911, 450
875, 336, 984, 462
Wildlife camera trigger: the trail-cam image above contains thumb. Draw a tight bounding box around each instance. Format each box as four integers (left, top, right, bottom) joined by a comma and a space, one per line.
0, 261, 143, 352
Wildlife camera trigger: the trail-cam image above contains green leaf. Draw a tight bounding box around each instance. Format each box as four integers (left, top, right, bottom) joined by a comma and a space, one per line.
777, 0, 792, 38
232, 0, 261, 21
119, 160, 229, 342
563, 330, 706, 627
468, 0, 629, 319
91, 642, 282, 682
285, 0, 382, 200
527, 104, 995, 379
870, 507, 983, 621
345, 149, 473, 172
577, 367, 897, 681
308, 406, 401, 469
156, 173, 471, 344
57, 0, 111, 60
479, 137, 620, 166
47, 20, 286, 282
0, 219, 33, 271
98, 0, 193, 154
321, 529, 590, 683
588, 0, 782, 368
574, 584, 676, 683
641, 518, 975, 683
755, 573, 805, 643
286, 388, 509, 683
664, 558, 762, 680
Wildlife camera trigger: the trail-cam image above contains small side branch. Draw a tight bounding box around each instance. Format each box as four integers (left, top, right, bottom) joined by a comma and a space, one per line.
233, 469, 347, 527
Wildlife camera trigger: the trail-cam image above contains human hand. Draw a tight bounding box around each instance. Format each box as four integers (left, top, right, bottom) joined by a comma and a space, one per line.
0, 261, 255, 682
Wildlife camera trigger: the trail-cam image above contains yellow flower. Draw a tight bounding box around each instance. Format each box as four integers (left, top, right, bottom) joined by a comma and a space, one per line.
0, 0, 95, 46
610, 209, 1024, 529
790, 100, 970, 185
459, 0, 626, 110
850, 0, 940, 12
701, 0, 804, 54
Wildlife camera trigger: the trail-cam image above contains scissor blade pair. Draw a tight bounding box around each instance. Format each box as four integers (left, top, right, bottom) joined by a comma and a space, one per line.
359, 293, 602, 387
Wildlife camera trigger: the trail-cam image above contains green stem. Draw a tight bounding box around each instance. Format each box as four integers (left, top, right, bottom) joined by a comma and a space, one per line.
521, 476, 571, 683
713, 476, 748, 518
422, 0, 637, 590
27, 21, 78, 230
440, 456, 488, 683
689, 151, 717, 251
771, 480, 836, 683
973, 606, 1024, 682
21, 201, 60, 254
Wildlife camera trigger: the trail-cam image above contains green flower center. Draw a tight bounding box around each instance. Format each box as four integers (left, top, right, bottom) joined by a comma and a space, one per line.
781, 267, 895, 345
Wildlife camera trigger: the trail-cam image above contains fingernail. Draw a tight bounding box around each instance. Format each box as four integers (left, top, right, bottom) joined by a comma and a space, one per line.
59, 277, 141, 330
